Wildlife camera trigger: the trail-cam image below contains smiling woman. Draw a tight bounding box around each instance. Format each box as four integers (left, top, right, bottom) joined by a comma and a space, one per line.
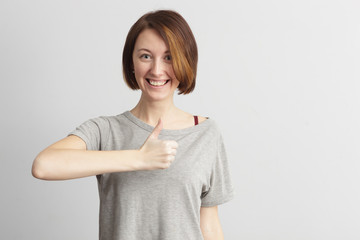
132, 29, 179, 102
32, 9, 233, 240
122, 10, 197, 94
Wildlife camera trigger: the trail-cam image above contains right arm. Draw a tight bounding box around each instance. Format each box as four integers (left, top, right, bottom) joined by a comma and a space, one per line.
32, 119, 177, 180
32, 135, 143, 180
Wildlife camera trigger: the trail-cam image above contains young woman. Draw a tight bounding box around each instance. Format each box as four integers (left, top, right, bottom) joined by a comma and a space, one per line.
32, 10, 234, 240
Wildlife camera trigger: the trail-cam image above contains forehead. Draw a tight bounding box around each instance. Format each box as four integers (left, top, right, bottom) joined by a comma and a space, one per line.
134, 28, 168, 52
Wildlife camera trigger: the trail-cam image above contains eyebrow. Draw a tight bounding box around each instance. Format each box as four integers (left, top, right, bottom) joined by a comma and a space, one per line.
137, 48, 151, 52
137, 48, 170, 54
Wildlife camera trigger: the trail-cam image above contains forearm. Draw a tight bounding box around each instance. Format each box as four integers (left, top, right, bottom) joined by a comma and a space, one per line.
201, 226, 224, 240
200, 206, 224, 240
32, 149, 141, 180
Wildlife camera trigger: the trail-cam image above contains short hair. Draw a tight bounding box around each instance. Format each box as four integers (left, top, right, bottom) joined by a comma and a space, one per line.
122, 10, 198, 95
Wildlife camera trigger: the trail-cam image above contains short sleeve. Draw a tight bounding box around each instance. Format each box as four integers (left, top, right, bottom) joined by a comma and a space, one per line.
201, 134, 234, 207
67, 117, 110, 151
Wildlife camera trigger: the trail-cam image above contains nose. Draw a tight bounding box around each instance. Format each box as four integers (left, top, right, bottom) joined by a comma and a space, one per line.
150, 59, 164, 76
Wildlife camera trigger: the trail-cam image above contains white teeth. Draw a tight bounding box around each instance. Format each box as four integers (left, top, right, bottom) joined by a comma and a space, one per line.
149, 80, 167, 86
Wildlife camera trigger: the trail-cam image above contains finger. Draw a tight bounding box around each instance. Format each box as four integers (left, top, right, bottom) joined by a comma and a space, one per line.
164, 140, 178, 149
148, 118, 163, 140
166, 155, 175, 162
162, 162, 171, 169
166, 148, 177, 156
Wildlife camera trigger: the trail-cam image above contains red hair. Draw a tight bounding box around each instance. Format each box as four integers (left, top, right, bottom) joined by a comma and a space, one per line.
122, 10, 198, 94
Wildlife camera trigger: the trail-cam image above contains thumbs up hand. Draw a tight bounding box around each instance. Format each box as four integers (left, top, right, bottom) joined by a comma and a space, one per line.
138, 119, 178, 170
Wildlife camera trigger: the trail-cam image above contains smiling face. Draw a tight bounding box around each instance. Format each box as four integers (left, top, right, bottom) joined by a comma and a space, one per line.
132, 28, 180, 102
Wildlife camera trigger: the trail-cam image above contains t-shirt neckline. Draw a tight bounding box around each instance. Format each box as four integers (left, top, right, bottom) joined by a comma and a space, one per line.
122, 111, 212, 136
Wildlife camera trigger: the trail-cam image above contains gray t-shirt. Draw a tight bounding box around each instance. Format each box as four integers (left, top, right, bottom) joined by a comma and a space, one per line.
68, 111, 234, 240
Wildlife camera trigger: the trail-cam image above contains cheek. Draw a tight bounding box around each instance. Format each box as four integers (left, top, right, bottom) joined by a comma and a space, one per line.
167, 66, 177, 79
171, 77, 180, 90
133, 60, 143, 73
133, 63, 147, 80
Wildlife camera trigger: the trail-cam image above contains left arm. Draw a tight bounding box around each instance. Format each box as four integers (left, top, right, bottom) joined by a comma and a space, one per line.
200, 206, 224, 240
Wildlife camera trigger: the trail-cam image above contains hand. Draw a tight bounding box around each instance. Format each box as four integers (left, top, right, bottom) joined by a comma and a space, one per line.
138, 119, 178, 170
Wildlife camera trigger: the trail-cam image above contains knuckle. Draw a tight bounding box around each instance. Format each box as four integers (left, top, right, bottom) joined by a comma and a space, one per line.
170, 140, 178, 147
160, 163, 170, 169
161, 140, 179, 149
165, 141, 172, 148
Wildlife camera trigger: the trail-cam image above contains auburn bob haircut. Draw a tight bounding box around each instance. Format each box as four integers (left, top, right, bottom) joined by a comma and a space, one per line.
122, 10, 198, 94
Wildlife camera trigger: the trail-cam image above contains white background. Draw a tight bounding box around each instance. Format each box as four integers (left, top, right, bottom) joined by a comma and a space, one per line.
1, 0, 360, 239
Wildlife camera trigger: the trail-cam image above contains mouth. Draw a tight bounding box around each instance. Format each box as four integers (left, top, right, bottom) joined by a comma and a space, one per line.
146, 78, 170, 87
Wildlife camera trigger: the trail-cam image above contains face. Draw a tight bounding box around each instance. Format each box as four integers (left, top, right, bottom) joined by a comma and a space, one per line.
132, 28, 179, 102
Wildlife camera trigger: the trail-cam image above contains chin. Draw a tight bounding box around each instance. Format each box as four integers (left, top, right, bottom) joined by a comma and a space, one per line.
145, 92, 175, 102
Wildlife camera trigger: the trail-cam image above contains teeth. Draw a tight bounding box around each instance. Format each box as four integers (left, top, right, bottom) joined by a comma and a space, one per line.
149, 80, 167, 86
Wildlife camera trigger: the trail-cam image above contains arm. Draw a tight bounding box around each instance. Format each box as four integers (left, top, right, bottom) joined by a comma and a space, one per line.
200, 206, 224, 240
32, 119, 178, 180
31, 135, 142, 180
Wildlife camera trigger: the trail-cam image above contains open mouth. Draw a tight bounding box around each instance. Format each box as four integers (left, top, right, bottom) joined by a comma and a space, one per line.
146, 79, 170, 87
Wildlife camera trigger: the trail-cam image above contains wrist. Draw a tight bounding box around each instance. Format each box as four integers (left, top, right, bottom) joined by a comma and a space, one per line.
130, 149, 145, 171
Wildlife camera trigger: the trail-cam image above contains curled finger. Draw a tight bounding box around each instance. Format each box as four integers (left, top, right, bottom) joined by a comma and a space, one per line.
166, 155, 175, 163
164, 140, 178, 149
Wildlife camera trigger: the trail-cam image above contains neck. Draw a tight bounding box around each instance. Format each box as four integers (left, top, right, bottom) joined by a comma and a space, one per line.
130, 95, 178, 127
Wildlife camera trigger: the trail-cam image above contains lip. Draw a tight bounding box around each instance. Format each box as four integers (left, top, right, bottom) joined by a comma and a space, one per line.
145, 78, 170, 88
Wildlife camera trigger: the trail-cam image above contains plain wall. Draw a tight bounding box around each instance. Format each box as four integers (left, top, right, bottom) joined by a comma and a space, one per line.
1, 0, 360, 239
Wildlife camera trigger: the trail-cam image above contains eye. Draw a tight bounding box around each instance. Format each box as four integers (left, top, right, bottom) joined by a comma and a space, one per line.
141, 54, 151, 60
164, 55, 172, 61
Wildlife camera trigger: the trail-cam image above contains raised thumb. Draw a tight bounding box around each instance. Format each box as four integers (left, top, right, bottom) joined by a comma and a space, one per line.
148, 118, 163, 140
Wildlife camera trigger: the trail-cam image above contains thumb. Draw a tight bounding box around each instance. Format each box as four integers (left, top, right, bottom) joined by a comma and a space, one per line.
148, 118, 163, 140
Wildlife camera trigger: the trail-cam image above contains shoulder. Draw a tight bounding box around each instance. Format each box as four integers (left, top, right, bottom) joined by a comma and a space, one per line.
74, 112, 129, 131
197, 115, 220, 129
87, 111, 130, 124
81, 115, 112, 128
195, 116, 223, 139
197, 116, 208, 124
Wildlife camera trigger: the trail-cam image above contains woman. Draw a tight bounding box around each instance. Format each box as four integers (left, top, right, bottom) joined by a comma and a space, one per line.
32, 10, 234, 240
